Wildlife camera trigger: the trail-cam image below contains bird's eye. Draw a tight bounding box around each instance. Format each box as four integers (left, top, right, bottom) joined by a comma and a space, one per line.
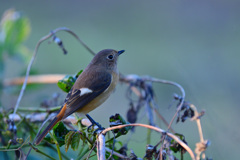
107, 54, 113, 60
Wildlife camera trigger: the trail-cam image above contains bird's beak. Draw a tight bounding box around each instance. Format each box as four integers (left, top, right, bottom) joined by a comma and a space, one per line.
118, 50, 125, 55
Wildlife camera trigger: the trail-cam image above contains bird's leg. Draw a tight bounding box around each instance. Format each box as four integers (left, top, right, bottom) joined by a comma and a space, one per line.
85, 114, 105, 132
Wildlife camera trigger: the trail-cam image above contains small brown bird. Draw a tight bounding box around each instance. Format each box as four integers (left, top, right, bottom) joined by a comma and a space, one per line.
35, 49, 125, 145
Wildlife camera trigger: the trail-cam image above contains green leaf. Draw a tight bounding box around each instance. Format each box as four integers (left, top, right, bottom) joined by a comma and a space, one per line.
76, 70, 83, 78
71, 132, 81, 151
57, 70, 83, 93
65, 131, 75, 152
57, 75, 75, 93
53, 122, 69, 147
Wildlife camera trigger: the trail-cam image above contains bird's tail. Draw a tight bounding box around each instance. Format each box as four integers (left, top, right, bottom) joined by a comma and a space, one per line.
35, 116, 61, 145
35, 104, 67, 145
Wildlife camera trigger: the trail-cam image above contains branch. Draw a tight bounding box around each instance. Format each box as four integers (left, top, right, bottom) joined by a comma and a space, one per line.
99, 123, 195, 160
17, 106, 61, 113
105, 147, 128, 159
97, 133, 105, 160
4, 74, 65, 86
9, 113, 77, 124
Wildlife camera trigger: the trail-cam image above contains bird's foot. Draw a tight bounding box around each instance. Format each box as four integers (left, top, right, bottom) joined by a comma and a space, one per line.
85, 114, 105, 133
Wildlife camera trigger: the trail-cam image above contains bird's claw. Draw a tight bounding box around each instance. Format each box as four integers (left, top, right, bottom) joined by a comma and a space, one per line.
86, 114, 105, 133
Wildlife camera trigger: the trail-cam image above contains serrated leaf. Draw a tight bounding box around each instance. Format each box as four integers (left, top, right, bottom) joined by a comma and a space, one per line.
65, 131, 75, 152
71, 132, 81, 151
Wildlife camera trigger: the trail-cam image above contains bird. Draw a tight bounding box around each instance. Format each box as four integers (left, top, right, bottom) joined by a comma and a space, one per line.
35, 49, 125, 145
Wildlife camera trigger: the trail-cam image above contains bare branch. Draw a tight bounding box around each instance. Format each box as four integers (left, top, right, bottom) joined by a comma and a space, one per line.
105, 147, 129, 159
8, 113, 76, 124
4, 74, 65, 86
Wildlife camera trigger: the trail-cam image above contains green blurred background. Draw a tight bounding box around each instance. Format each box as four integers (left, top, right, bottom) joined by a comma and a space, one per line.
1, 0, 240, 159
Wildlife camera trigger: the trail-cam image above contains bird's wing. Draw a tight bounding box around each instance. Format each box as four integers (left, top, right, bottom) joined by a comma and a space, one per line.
61, 71, 112, 119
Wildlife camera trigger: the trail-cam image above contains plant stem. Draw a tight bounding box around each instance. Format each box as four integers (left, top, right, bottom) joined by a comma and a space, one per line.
29, 143, 55, 160
147, 128, 151, 144
49, 132, 63, 160
46, 143, 70, 160
56, 143, 63, 160
18, 106, 61, 113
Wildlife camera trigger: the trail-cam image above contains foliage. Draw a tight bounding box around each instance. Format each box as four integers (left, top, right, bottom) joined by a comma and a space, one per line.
0, 8, 31, 67
0, 8, 31, 102
57, 70, 83, 93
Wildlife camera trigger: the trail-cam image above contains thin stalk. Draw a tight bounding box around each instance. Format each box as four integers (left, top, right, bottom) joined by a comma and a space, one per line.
49, 132, 62, 160
147, 128, 151, 144
56, 143, 63, 160
29, 143, 55, 160
18, 106, 61, 113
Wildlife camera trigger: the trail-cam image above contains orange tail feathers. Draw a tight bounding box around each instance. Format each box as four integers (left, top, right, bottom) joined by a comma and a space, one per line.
35, 104, 67, 145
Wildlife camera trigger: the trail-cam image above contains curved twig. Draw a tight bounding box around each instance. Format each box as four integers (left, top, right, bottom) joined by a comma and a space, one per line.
141, 76, 185, 130
99, 123, 195, 160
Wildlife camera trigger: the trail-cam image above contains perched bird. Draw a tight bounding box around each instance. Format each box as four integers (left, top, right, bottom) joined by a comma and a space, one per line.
35, 49, 125, 145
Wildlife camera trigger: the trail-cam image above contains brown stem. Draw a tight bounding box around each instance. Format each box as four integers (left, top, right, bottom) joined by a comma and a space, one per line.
100, 123, 195, 160
4, 74, 65, 86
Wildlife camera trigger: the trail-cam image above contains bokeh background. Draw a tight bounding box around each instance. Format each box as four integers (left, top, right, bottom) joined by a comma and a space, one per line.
1, 0, 240, 159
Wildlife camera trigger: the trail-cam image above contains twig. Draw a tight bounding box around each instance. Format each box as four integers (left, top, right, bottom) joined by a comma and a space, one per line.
28, 143, 55, 160
145, 77, 185, 131
56, 142, 63, 160
60, 27, 96, 56
152, 106, 175, 133
86, 144, 96, 160
190, 104, 204, 142
46, 143, 71, 160
49, 132, 62, 160
9, 112, 77, 126
100, 123, 195, 160
105, 147, 129, 159
18, 106, 61, 113
0, 136, 30, 152
4, 74, 65, 86
190, 104, 209, 160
